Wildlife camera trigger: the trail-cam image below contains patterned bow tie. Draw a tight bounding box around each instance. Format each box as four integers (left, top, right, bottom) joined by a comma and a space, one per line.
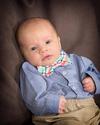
37, 51, 69, 77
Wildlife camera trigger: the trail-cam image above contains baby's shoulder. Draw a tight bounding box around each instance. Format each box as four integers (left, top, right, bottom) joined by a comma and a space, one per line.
21, 61, 37, 73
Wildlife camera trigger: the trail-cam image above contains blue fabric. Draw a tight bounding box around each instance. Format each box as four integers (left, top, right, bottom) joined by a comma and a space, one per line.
20, 51, 100, 115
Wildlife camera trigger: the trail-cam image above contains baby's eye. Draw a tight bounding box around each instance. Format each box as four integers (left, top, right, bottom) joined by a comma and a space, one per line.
45, 40, 51, 44
31, 47, 37, 51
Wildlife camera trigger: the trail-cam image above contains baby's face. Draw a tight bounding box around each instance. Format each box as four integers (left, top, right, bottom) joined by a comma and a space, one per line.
19, 20, 61, 66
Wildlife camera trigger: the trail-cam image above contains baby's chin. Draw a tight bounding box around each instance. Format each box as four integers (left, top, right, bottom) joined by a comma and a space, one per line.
39, 60, 55, 66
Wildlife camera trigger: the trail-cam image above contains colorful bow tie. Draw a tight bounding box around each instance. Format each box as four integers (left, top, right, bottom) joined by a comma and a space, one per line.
37, 51, 69, 77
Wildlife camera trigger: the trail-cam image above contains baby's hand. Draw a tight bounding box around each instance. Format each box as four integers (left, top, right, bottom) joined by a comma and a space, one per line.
58, 96, 66, 114
82, 76, 96, 93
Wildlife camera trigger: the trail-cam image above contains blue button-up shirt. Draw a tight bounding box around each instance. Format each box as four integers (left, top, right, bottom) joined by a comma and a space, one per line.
20, 52, 100, 115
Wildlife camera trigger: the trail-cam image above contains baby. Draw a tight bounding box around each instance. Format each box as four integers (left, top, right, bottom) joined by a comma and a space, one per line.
16, 17, 100, 125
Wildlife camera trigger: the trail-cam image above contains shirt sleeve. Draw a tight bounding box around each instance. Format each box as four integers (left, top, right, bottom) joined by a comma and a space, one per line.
81, 56, 100, 94
20, 62, 60, 115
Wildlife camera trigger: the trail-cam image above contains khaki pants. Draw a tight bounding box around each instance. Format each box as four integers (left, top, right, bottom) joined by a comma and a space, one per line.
32, 98, 100, 125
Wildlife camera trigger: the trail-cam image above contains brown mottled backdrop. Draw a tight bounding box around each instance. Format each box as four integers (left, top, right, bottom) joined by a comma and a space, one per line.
0, 0, 100, 125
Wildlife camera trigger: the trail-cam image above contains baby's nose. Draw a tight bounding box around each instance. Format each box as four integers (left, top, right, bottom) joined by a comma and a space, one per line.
39, 47, 48, 53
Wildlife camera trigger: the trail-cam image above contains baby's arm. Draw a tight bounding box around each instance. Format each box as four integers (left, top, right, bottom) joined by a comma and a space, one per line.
80, 56, 100, 94
82, 76, 96, 93
20, 62, 66, 115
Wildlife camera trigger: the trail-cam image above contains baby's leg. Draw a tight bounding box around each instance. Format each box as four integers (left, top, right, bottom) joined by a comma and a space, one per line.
52, 119, 85, 125
33, 118, 85, 125
32, 98, 100, 125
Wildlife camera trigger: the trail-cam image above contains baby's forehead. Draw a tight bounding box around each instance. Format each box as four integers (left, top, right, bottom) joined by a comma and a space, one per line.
22, 19, 51, 29
17, 18, 57, 45
20, 20, 55, 38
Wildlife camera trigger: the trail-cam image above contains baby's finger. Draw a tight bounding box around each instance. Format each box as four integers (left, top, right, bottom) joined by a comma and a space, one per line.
83, 82, 91, 88
82, 78, 90, 84
83, 85, 91, 91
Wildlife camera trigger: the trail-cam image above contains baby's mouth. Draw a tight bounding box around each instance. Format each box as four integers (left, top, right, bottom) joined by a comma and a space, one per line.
42, 55, 52, 61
